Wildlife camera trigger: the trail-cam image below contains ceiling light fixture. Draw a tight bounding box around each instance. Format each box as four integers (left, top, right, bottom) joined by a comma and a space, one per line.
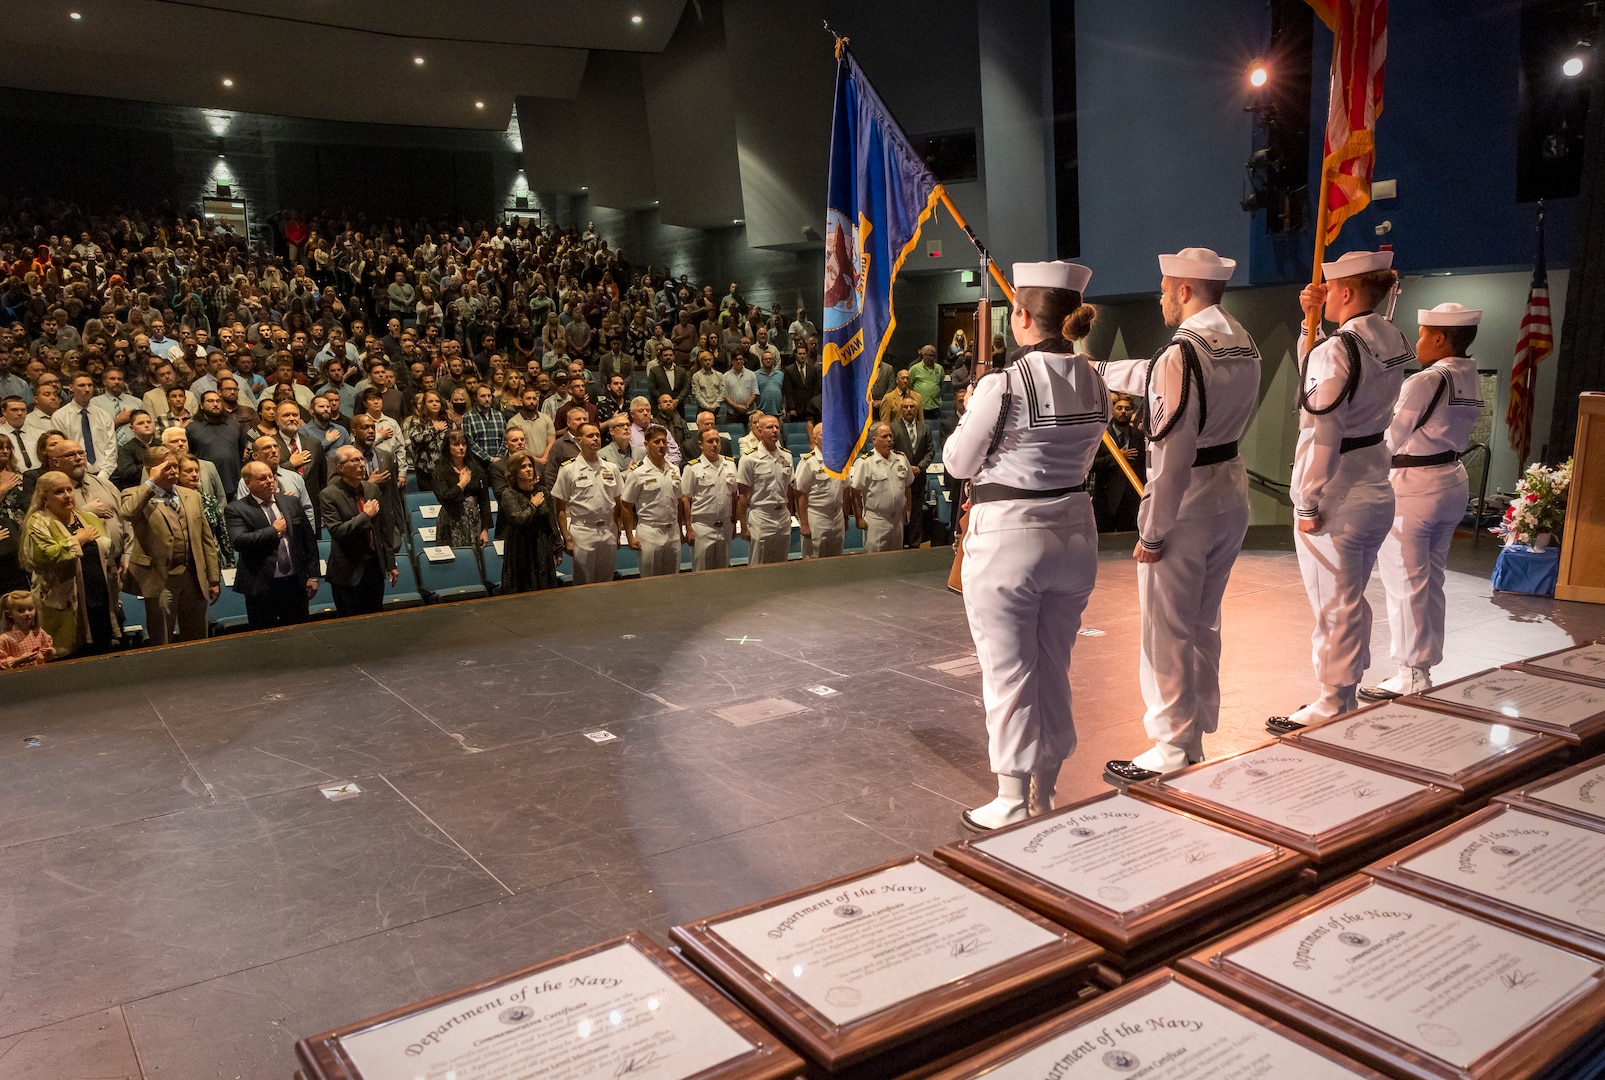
631, 14, 643, 24
414, 56, 425, 66
1248, 60, 1269, 88
222, 77, 234, 87
475, 100, 484, 109
1564, 56, 1586, 77
580, 186, 588, 191
69, 10, 82, 19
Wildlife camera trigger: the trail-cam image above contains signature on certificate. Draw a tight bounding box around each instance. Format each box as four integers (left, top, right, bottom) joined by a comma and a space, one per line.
950, 937, 985, 958
1501, 968, 1537, 991
614, 1049, 667, 1076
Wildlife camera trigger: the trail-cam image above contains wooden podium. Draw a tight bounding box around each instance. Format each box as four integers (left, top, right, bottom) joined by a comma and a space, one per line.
1558, 392, 1605, 603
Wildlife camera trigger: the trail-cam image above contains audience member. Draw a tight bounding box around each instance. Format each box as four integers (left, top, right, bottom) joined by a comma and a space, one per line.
176, 452, 234, 570
22, 470, 119, 656
620, 425, 682, 578
0, 437, 26, 592
849, 423, 913, 553
321, 445, 398, 616
226, 460, 320, 630
497, 450, 559, 593
120, 445, 221, 644
433, 430, 492, 550
0, 589, 54, 668
551, 422, 619, 585
890, 395, 933, 547
736, 414, 792, 565
681, 426, 738, 570
1091, 392, 1145, 533
793, 421, 845, 558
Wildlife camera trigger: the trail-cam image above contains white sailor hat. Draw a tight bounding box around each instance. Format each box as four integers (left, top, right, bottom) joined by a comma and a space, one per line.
1417, 302, 1482, 327
1157, 247, 1236, 281
1013, 261, 1092, 294
1321, 248, 1393, 279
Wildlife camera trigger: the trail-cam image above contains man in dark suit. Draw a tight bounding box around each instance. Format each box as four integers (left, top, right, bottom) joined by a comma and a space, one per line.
891, 395, 933, 548
349, 412, 405, 551
1091, 392, 1145, 532
320, 445, 397, 617
272, 400, 328, 524
226, 460, 319, 629
489, 425, 524, 540
647, 346, 691, 411
782, 344, 822, 423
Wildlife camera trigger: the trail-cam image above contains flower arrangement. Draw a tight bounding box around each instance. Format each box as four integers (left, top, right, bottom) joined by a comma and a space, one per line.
1491, 458, 1572, 547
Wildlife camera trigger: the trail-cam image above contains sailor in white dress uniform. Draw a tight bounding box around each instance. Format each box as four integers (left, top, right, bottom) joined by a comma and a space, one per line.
680, 429, 740, 570
1271, 249, 1413, 731
944, 261, 1109, 831
1359, 302, 1486, 702
1096, 248, 1263, 783
620, 424, 684, 578
793, 422, 846, 558
848, 427, 912, 553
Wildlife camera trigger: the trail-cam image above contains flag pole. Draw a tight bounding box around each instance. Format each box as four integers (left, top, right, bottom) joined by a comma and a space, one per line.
1304, 23, 1343, 342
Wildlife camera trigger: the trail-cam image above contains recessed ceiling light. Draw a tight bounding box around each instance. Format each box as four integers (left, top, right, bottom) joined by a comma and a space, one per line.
69, 10, 81, 19
733, 218, 743, 225
580, 186, 588, 191
631, 14, 643, 24
1564, 56, 1585, 77
222, 78, 234, 87
414, 56, 425, 66
475, 100, 484, 109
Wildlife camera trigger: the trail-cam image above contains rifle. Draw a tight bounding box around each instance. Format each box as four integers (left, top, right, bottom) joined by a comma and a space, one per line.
946, 261, 994, 593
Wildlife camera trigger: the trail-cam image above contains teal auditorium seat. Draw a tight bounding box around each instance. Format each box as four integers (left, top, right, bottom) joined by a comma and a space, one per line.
415, 546, 489, 602
210, 588, 249, 632
387, 558, 426, 609
479, 543, 503, 593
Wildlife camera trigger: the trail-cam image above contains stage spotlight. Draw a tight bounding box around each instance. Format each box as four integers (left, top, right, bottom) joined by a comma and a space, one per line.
1248, 61, 1270, 88
1564, 56, 1585, 77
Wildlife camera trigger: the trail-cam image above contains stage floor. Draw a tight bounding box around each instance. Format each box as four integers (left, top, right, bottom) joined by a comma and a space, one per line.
3, 530, 1602, 1079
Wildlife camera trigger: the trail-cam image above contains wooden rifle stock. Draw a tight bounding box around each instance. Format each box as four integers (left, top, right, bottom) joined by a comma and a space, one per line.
946, 292, 992, 594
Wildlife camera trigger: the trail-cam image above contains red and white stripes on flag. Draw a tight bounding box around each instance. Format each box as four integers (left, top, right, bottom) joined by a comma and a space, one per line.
1306, 0, 1387, 244
1507, 218, 1553, 463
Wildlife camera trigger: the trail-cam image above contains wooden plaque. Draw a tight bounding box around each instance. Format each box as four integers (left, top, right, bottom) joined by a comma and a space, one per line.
934, 791, 1311, 972
1494, 752, 1605, 830
1177, 877, 1605, 1080
1509, 640, 1605, 688
1127, 743, 1461, 874
1556, 392, 1605, 603
668, 855, 1103, 1072
1281, 700, 1567, 802
295, 933, 803, 1080
1405, 668, 1605, 748
1366, 803, 1605, 961
923, 969, 1387, 1079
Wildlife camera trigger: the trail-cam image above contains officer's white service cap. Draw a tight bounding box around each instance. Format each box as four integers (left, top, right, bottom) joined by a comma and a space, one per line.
1157, 247, 1237, 281
1321, 248, 1394, 279
1417, 302, 1482, 327
1014, 261, 1092, 294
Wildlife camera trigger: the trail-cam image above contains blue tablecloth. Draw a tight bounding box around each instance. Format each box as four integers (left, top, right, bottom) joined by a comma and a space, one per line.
1492, 543, 1561, 596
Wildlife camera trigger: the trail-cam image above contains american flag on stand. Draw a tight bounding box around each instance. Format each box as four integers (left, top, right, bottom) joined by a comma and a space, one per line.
1506, 213, 1553, 463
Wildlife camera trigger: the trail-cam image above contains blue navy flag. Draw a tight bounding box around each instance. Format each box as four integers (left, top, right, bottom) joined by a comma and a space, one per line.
820, 50, 943, 476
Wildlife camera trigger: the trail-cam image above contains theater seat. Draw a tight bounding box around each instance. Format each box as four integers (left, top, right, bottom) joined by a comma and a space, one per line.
782, 421, 807, 442
479, 542, 503, 593
308, 580, 338, 618
210, 588, 250, 633
386, 557, 425, 609
729, 536, 750, 565
845, 521, 865, 553
416, 546, 489, 602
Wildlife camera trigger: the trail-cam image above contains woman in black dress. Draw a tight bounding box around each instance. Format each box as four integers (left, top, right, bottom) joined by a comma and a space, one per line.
431, 430, 491, 549
497, 451, 559, 593
0, 436, 28, 594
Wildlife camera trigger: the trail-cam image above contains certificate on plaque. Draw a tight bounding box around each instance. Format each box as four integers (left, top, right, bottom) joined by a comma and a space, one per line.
1132, 744, 1458, 868
1495, 753, 1605, 829
936, 792, 1309, 968
1285, 701, 1563, 797
1179, 878, 1605, 1079
670, 856, 1103, 1071
1514, 641, 1605, 687
294, 934, 802, 1080
1413, 668, 1605, 745
1369, 804, 1605, 960
926, 970, 1384, 1079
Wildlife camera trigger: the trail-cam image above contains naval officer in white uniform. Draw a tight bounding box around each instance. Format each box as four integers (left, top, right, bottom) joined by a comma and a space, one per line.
736, 413, 794, 565
681, 427, 739, 570
848, 424, 913, 552
550, 421, 622, 585
620, 424, 684, 577
1269, 249, 1413, 732
793, 421, 846, 558
1097, 248, 1263, 784
944, 261, 1109, 831
1358, 302, 1485, 702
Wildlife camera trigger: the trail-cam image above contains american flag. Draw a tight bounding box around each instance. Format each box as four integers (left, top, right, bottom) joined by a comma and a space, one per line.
1306, 0, 1388, 243
1507, 215, 1552, 463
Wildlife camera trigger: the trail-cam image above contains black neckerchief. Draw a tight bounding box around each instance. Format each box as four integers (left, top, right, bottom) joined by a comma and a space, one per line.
1006, 335, 1074, 364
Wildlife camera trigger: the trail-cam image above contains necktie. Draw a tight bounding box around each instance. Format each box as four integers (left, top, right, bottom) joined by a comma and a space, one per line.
79, 409, 96, 464
12, 429, 31, 469
264, 499, 293, 575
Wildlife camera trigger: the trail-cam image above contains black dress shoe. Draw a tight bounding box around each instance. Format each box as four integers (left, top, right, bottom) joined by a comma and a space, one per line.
1357, 684, 1402, 702
1265, 716, 1306, 736
1103, 760, 1160, 787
